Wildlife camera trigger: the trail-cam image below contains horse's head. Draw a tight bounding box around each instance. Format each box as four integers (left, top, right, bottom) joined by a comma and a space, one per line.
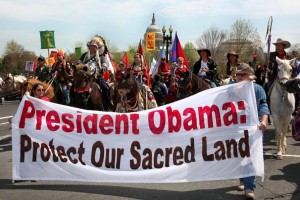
73, 70, 88, 89
114, 73, 139, 108
0, 75, 14, 96
117, 73, 138, 95
276, 57, 296, 84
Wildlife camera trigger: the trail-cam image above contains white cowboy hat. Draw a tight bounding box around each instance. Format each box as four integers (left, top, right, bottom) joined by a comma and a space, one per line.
273, 38, 291, 49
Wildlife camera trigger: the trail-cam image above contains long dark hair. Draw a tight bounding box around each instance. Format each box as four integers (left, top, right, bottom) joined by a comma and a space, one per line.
31, 83, 44, 96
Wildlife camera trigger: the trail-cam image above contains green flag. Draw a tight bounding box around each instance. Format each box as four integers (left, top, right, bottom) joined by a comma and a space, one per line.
40, 31, 55, 49
75, 47, 82, 60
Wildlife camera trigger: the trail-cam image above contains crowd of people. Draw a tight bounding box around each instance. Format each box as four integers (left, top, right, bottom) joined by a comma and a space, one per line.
28, 36, 300, 115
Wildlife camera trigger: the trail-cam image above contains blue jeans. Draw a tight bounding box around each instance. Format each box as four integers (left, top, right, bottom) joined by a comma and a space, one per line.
61, 84, 71, 105
56, 82, 71, 105
240, 176, 256, 190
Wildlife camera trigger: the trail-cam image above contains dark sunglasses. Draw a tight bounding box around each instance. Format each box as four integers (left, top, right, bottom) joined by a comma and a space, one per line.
36, 89, 45, 92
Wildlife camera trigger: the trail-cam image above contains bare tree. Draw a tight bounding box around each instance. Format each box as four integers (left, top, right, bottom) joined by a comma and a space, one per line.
289, 43, 300, 55
195, 27, 228, 62
2, 40, 36, 75
227, 18, 263, 61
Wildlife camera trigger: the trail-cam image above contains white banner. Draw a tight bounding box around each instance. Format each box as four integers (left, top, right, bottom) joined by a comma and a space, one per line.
12, 81, 263, 183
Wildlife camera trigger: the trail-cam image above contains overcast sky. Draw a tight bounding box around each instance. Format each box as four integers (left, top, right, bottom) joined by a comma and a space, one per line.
1, 0, 299, 57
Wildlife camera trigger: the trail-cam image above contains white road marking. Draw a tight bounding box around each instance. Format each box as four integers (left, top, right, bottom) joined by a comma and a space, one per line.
0, 116, 13, 120
0, 135, 11, 141
0, 116, 13, 126
0, 122, 9, 126
264, 152, 300, 158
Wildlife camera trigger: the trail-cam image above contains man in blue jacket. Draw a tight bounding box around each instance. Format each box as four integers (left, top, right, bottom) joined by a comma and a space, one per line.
235, 63, 270, 199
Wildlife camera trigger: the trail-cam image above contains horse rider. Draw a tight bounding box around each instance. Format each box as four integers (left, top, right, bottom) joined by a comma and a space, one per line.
174, 57, 189, 81
157, 56, 171, 84
165, 74, 178, 104
79, 36, 111, 111
35, 56, 52, 82
255, 62, 267, 87
115, 62, 127, 82
173, 57, 193, 97
193, 47, 217, 88
226, 51, 240, 81
51, 51, 73, 105
127, 53, 150, 85
151, 74, 168, 106
267, 38, 294, 87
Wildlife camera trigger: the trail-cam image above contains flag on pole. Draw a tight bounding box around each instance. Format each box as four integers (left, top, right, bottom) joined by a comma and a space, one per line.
45, 51, 57, 66
122, 52, 130, 67
171, 32, 189, 68
75, 47, 82, 60
137, 39, 147, 68
137, 39, 150, 85
266, 34, 271, 59
40, 31, 55, 49
146, 32, 156, 51
149, 58, 157, 76
105, 52, 115, 74
150, 47, 165, 76
265, 16, 273, 69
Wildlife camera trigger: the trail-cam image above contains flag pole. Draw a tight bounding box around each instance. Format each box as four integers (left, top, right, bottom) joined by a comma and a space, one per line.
266, 16, 273, 72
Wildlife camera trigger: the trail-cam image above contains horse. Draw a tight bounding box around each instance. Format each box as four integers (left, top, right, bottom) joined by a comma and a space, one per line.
22, 78, 56, 102
72, 65, 104, 111
113, 74, 143, 113
177, 71, 211, 99
139, 82, 158, 110
0, 73, 27, 100
269, 57, 297, 160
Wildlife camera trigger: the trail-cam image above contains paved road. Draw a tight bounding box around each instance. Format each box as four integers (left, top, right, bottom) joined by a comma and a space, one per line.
0, 100, 299, 200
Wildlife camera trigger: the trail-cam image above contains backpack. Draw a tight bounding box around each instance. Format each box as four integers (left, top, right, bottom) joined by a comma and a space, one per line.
291, 110, 300, 141
152, 82, 164, 103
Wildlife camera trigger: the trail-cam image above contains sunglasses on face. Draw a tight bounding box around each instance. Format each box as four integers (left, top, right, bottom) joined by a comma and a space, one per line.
36, 89, 45, 92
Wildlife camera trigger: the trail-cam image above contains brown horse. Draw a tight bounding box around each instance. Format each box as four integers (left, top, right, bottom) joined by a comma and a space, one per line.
113, 74, 142, 112
0, 74, 27, 99
177, 71, 211, 99
73, 67, 104, 111
112, 72, 160, 112
22, 78, 56, 102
